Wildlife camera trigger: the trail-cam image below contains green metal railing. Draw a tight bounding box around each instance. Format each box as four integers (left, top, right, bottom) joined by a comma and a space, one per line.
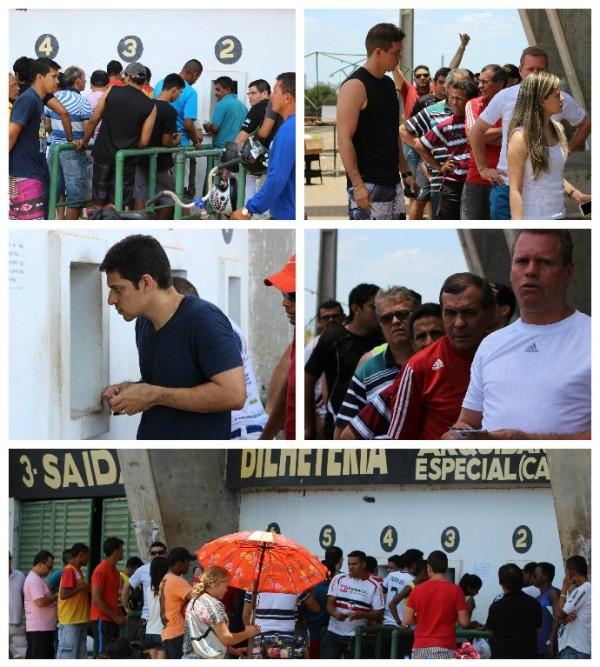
48, 143, 247, 219
354, 625, 403, 659
353, 625, 493, 659
47, 143, 88, 219
113, 145, 199, 211
172, 149, 247, 219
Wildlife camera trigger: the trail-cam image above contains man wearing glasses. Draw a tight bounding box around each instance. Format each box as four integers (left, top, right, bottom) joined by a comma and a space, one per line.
334, 286, 418, 439
23, 550, 57, 658
121, 541, 168, 629
342, 273, 494, 440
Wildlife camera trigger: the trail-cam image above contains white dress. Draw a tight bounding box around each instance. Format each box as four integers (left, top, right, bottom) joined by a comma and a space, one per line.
518, 133, 568, 219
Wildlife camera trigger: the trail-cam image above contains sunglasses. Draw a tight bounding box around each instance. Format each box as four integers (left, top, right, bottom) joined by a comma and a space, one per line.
379, 309, 411, 325
282, 291, 296, 302
414, 73, 430, 79
150, 550, 166, 557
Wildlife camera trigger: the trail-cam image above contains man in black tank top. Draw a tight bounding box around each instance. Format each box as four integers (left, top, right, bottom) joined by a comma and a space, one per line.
337, 23, 414, 220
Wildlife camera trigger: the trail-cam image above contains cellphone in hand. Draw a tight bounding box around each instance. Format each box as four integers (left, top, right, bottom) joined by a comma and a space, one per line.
579, 200, 591, 217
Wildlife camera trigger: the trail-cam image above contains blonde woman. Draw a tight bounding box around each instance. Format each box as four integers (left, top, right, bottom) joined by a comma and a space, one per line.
507, 71, 590, 219
182, 566, 260, 659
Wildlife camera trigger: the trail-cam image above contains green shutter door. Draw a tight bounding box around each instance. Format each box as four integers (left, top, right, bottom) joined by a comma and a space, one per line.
101, 498, 139, 567
17, 499, 93, 574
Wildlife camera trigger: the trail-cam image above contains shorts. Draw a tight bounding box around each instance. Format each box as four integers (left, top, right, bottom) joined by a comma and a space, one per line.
58, 149, 92, 204
414, 163, 431, 201
348, 182, 406, 220
134, 165, 175, 203
163, 634, 184, 659
92, 159, 135, 207
143, 632, 164, 649
9, 176, 47, 219
412, 646, 455, 659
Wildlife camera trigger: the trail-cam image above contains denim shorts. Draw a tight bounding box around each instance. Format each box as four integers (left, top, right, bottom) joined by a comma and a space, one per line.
49, 148, 91, 204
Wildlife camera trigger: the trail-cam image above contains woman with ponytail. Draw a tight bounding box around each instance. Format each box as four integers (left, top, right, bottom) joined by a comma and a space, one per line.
182, 566, 260, 659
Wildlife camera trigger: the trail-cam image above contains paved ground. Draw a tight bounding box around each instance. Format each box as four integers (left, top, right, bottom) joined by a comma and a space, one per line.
304, 124, 348, 220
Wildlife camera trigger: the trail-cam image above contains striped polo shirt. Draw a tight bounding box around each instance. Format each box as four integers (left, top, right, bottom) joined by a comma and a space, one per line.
405, 101, 452, 193
421, 113, 470, 183
244, 590, 309, 637
45, 89, 92, 144
335, 346, 401, 429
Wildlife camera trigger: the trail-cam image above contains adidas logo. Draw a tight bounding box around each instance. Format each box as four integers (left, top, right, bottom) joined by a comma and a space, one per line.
525, 343, 539, 353
432, 358, 445, 371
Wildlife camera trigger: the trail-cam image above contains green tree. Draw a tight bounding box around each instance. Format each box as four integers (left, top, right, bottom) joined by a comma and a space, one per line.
305, 83, 338, 119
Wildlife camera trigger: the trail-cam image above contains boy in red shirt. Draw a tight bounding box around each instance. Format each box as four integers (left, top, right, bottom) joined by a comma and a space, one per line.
404, 550, 470, 659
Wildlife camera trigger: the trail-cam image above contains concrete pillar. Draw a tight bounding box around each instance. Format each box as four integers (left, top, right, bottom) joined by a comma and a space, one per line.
316, 230, 338, 332
248, 230, 295, 400
118, 450, 166, 555
545, 450, 590, 562
518, 9, 591, 211
119, 450, 241, 555
458, 230, 590, 315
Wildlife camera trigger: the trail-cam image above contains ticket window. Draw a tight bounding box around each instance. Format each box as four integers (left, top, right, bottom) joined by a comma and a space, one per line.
204, 73, 248, 124
50, 233, 110, 439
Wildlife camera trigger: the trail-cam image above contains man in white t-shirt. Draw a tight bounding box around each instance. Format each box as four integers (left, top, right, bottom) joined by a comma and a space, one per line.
469, 46, 590, 220
555, 555, 590, 659
382, 550, 422, 626
322, 550, 385, 658
445, 230, 590, 439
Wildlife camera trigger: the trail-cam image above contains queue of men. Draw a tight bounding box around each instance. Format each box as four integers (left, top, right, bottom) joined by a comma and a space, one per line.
9, 56, 296, 220
10, 542, 590, 659
336, 23, 591, 220
305, 230, 591, 440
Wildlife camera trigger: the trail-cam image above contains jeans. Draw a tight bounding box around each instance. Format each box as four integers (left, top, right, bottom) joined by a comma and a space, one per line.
461, 182, 492, 220
558, 646, 591, 659
320, 631, 355, 658
57, 622, 88, 659
490, 184, 511, 219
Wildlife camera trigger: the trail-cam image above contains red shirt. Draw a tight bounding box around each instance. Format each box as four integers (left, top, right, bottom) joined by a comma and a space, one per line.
90, 559, 120, 621
407, 579, 467, 649
387, 336, 472, 439
285, 331, 295, 439
465, 96, 501, 185
399, 80, 435, 120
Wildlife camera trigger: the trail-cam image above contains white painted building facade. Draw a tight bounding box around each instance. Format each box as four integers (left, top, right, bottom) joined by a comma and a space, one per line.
231, 449, 565, 624
10, 9, 295, 123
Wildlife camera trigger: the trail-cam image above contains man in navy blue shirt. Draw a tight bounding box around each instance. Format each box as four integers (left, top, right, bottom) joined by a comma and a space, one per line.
231, 72, 296, 220
9, 58, 60, 219
99, 235, 245, 440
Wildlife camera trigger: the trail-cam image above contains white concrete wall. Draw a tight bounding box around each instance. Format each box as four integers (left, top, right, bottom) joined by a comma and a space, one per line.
239, 486, 563, 623
9, 229, 248, 439
9, 9, 295, 122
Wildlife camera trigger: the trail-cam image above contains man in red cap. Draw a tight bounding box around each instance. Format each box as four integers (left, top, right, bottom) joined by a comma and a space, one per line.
260, 256, 296, 439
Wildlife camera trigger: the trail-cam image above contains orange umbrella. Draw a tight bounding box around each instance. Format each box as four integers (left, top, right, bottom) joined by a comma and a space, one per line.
196, 530, 328, 595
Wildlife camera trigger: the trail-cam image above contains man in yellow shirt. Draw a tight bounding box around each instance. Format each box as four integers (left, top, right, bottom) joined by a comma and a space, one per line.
57, 543, 90, 659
